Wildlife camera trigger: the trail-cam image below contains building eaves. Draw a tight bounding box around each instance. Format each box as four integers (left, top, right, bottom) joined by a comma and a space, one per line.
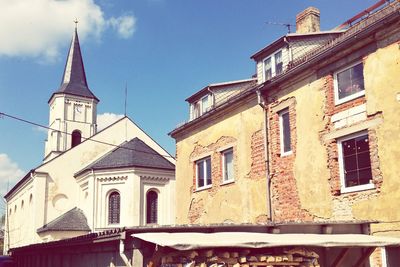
169, 82, 260, 138
37, 207, 90, 234
259, 0, 399, 93
5, 117, 130, 199
4, 170, 35, 199
250, 31, 343, 61
185, 78, 256, 103
10, 221, 377, 253
74, 137, 175, 177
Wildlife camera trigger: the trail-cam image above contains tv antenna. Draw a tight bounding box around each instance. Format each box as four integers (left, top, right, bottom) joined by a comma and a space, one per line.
265, 21, 295, 34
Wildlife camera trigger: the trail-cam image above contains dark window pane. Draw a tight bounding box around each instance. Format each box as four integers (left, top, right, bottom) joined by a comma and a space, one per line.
345, 171, 358, 187
342, 140, 356, 155
281, 111, 291, 153
206, 158, 211, 185
358, 151, 371, 169
337, 63, 364, 100
341, 133, 373, 189
344, 155, 357, 172
359, 168, 372, 184
352, 63, 365, 92
71, 130, 81, 148
356, 135, 369, 152
108, 192, 120, 224
146, 191, 158, 224
197, 161, 204, 188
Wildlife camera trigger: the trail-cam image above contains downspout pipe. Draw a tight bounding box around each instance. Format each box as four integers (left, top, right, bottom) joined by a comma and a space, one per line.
256, 88, 273, 222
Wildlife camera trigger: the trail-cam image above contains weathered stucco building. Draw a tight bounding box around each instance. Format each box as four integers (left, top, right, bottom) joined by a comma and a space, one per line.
170, 1, 400, 265
4, 28, 175, 253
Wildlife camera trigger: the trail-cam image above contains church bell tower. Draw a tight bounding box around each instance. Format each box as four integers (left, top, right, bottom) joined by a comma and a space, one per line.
44, 26, 99, 162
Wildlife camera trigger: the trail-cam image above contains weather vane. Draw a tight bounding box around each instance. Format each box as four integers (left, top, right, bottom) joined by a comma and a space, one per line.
74, 18, 79, 29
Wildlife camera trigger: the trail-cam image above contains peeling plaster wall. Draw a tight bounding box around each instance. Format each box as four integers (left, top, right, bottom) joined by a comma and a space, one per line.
267, 74, 333, 221
266, 23, 400, 234
174, 97, 268, 224
353, 39, 400, 235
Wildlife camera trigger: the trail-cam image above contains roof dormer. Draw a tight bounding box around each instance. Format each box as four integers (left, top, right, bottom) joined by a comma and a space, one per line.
186, 79, 256, 121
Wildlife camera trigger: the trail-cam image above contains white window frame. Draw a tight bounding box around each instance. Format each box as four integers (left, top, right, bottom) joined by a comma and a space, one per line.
334, 61, 365, 105
195, 157, 212, 190
191, 94, 211, 120
263, 49, 283, 82
337, 131, 375, 193
279, 108, 292, 156
222, 148, 234, 184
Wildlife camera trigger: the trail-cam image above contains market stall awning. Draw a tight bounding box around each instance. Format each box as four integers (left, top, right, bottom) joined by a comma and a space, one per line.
132, 232, 400, 250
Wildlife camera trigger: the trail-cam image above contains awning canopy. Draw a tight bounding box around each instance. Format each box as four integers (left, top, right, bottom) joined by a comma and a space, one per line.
132, 232, 400, 251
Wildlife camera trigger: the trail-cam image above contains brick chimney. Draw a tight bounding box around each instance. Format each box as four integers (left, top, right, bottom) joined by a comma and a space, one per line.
296, 7, 320, 34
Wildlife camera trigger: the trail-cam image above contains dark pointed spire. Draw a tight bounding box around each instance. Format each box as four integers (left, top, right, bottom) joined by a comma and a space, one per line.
49, 26, 99, 103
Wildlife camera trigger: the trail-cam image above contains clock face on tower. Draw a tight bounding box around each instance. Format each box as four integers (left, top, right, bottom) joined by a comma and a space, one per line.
75, 106, 82, 113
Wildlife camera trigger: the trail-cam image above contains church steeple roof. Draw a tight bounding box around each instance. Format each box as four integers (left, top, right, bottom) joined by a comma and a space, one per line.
49, 27, 99, 103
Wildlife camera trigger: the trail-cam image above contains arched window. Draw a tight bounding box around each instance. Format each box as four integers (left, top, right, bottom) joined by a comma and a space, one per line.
108, 191, 120, 224
146, 190, 158, 224
71, 130, 82, 148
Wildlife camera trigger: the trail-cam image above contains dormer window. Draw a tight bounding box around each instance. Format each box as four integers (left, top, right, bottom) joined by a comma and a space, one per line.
263, 50, 283, 82
191, 94, 211, 120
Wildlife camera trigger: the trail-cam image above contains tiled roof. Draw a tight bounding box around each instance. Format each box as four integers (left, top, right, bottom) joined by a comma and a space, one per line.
49, 28, 98, 102
37, 207, 90, 233
76, 137, 175, 176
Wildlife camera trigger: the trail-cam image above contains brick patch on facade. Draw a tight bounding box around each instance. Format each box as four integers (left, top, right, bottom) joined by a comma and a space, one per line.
187, 198, 204, 224
321, 75, 383, 220
268, 97, 314, 222
249, 130, 266, 180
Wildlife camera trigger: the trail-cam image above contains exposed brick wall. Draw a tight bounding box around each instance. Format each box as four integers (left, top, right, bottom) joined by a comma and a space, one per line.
186, 131, 267, 223
268, 98, 314, 222
321, 73, 383, 221
249, 130, 266, 179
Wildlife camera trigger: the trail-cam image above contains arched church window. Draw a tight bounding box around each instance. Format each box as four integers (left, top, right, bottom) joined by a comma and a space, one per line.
108, 191, 120, 224
71, 130, 82, 148
146, 190, 158, 224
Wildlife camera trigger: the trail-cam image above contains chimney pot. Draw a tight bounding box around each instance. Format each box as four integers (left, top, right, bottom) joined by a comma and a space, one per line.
296, 7, 320, 34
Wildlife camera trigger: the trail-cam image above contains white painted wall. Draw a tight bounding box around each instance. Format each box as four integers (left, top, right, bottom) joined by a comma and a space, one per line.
5, 117, 176, 251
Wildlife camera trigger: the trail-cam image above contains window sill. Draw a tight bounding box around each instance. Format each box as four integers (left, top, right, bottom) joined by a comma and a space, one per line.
340, 183, 375, 194
281, 151, 293, 157
195, 185, 212, 192
221, 179, 235, 186
335, 91, 365, 106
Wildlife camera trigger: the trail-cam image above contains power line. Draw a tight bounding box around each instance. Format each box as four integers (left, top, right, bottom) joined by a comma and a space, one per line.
0, 112, 175, 159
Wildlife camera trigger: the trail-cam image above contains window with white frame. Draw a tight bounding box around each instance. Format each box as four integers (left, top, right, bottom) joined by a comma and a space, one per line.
279, 108, 292, 156
196, 157, 212, 189
222, 148, 234, 183
338, 132, 374, 192
192, 94, 211, 120
334, 62, 365, 105
263, 50, 283, 81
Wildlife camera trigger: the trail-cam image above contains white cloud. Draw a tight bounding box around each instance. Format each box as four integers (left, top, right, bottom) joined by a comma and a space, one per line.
109, 15, 136, 39
0, 0, 135, 61
0, 154, 25, 199
97, 113, 124, 131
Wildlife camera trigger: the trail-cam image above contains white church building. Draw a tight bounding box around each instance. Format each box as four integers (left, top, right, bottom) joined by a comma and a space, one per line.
3, 28, 175, 252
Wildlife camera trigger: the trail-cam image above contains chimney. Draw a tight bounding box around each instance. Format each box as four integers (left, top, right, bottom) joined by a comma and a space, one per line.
296, 7, 320, 34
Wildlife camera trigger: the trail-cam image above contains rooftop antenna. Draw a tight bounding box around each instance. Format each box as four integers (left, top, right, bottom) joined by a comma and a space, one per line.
265, 21, 295, 34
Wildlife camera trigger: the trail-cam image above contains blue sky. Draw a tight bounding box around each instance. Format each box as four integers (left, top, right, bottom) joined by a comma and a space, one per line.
0, 0, 379, 203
